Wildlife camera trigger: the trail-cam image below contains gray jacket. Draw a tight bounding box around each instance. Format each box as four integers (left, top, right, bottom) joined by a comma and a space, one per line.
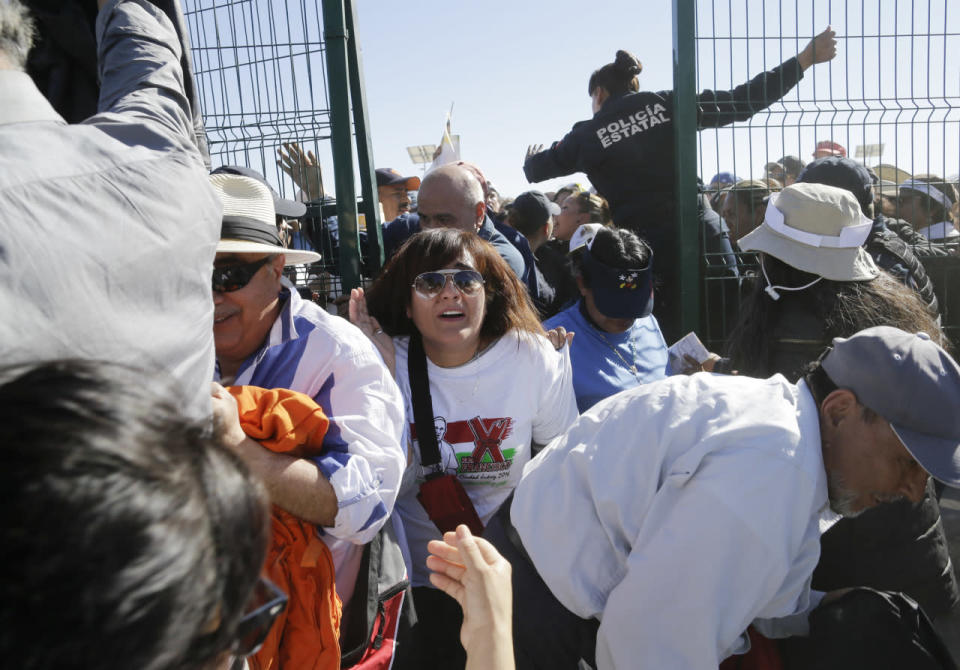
0, 0, 221, 419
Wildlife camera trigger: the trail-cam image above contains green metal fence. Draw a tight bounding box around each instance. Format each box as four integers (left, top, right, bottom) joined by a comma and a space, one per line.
183, 0, 380, 308
674, 0, 960, 351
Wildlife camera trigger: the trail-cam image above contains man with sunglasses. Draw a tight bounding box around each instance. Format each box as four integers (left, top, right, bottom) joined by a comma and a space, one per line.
209, 173, 406, 613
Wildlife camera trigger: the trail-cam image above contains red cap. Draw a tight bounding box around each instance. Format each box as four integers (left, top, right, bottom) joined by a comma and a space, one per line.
813, 140, 847, 158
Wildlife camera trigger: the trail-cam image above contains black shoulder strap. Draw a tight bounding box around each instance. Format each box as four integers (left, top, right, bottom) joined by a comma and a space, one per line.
407, 332, 442, 475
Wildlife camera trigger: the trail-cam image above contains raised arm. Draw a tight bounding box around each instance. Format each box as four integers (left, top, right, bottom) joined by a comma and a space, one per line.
523, 128, 584, 184
697, 26, 838, 129
94, 0, 196, 148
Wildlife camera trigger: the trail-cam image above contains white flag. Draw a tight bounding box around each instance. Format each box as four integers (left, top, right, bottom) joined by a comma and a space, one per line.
428, 104, 460, 171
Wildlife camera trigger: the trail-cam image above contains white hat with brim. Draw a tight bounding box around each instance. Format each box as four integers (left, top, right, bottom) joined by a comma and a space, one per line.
568, 223, 605, 253
210, 173, 321, 266
739, 182, 880, 282
216, 239, 320, 266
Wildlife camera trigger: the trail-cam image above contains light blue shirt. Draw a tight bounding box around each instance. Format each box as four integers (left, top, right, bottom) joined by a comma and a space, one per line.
544, 299, 668, 411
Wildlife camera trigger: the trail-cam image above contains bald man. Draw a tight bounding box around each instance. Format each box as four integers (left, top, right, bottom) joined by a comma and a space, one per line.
381, 164, 525, 278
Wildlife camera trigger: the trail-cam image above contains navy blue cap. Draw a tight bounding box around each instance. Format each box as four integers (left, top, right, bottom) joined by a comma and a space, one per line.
582, 246, 654, 319
512, 190, 561, 228
798, 157, 874, 215
709, 172, 739, 187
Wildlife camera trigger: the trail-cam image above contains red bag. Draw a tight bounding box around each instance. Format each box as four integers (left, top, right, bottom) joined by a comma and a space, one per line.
408, 332, 485, 537
417, 474, 485, 536
719, 627, 783, 670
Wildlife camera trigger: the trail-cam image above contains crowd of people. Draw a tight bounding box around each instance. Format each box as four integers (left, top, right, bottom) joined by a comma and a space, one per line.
4, 2, 960, 669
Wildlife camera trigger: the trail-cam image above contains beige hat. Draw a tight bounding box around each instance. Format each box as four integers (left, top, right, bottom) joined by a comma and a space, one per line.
739, 182, 879, 282
872, 163, 912, 185
209, 173, 321, 266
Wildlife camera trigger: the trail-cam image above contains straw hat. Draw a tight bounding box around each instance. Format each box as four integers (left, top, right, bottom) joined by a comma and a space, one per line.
209, 173, 321, 265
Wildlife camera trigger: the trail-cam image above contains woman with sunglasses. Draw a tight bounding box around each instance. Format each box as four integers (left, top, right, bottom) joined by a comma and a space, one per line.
349, 228, 578, 669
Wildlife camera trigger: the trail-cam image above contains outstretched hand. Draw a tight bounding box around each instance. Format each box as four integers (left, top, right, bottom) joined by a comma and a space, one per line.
278, 142, 324, 201
525, 144, 544, 161
427, 525, 514, 669
798, 26, 837, 70
348, 287, 396, 377
545, 326, 574, 350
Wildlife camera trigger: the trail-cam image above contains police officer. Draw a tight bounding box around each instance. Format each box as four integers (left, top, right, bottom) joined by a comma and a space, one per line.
523, 28, 837, 337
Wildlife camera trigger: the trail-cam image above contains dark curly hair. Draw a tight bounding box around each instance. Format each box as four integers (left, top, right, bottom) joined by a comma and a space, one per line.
0, 359, 270, 670
365, 228, 544, 341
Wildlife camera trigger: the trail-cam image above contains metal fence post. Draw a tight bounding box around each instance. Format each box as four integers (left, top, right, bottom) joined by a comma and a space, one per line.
344, 0, 384, 272
322, 0, 362, 290
673, 0, 701, 336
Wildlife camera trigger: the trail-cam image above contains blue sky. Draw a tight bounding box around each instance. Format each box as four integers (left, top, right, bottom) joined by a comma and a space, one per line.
354, 0, 959, 196
187, 0, 960, 201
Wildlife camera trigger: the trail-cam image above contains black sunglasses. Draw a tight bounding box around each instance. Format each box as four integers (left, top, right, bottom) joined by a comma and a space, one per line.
212, 256, 274, 293
230, 576, 288, 661
412, 269, 485, 299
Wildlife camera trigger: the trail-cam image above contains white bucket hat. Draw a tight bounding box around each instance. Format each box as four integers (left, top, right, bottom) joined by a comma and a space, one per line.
739, 182, 879, 282
209, 173, 321, 266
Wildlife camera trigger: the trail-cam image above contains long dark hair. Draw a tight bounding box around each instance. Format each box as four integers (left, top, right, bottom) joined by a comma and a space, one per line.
365, 228, 544, 341
725, 255, 945, 379
0, 359, 270, 670
572, 226, 650, 282
588, 50, 642, 97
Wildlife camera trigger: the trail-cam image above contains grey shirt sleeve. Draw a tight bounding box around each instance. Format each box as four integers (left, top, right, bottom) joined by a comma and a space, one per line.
92, 0, 196, 151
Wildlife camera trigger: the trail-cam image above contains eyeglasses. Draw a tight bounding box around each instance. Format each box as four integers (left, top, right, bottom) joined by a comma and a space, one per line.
231, 576, 288, 659
412, 269, 485, 300
212, 256, 274, 293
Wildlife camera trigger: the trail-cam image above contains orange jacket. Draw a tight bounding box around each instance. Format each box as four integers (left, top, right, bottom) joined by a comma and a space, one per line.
229, 386, 342, 670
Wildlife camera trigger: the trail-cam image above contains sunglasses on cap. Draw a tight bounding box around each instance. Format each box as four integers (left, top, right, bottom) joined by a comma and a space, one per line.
229, 576, 288, 663
212, 256, 274, 293
412, 269, 485, 300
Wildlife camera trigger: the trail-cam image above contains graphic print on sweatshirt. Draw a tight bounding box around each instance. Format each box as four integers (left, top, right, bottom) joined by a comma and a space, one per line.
411, 415, 516, 484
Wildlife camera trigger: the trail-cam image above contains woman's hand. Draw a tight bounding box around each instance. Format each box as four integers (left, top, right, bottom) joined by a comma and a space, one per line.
677, 352, 721, 375
545, 326, 574, 350
277, 142, 324, 201
525, 144, 544, 161
427, 525, 515, 670
798, 26, 837, 71
210, 382, 247, 453
348, 287, 396, 377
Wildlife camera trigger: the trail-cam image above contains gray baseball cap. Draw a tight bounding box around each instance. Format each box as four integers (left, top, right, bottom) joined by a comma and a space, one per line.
822, 326, 960, 486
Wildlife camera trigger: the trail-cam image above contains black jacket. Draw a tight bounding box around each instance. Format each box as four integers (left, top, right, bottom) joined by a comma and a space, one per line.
523, 57, 804, 229
866, 216, 940, 315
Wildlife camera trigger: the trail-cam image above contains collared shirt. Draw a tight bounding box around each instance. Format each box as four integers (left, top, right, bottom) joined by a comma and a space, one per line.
544, 299, 668, 412
512, 374, 835, 669
215, 280, 405, 605
0, 0, 221, 420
